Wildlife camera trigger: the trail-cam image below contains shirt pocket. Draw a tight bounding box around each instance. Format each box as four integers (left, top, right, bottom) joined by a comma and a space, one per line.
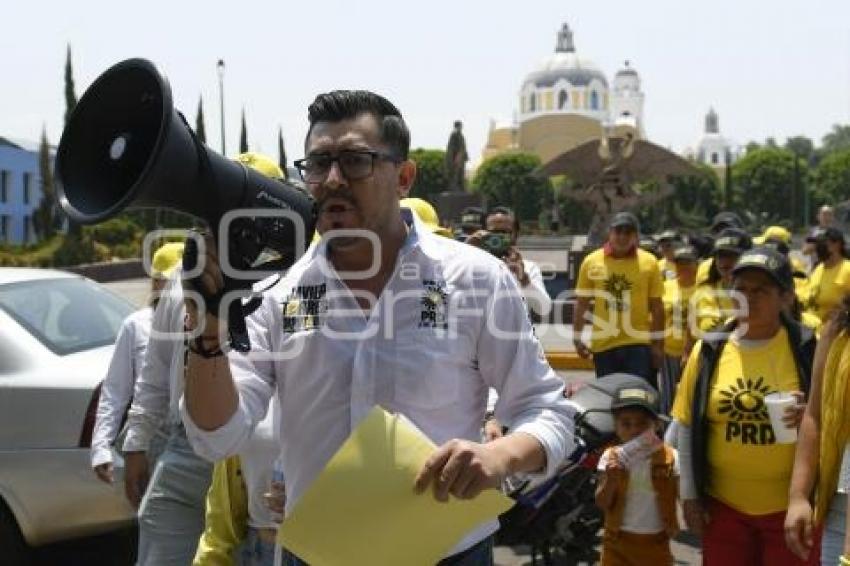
392, 330, 470, 410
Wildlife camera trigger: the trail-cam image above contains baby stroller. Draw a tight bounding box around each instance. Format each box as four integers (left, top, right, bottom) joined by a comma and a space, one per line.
496, 373, 649, 565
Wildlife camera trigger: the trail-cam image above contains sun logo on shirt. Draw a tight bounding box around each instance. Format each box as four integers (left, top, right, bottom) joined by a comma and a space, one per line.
717, 377, 772, 422
603, 274, 633, 312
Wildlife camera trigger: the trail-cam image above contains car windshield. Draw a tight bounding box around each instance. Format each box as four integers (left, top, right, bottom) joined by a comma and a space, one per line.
0, 277, 135, 355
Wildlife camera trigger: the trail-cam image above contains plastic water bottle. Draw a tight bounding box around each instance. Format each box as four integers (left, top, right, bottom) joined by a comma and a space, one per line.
614, 429, 662, 470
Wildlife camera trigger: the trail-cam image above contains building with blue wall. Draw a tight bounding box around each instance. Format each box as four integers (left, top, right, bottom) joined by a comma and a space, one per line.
0, 137, 44, 245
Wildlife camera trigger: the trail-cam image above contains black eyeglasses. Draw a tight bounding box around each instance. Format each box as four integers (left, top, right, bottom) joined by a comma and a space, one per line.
294, 150, 401, 182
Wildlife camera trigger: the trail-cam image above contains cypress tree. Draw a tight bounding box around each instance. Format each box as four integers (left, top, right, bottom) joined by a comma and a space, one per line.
63, 45, 82, 237
239, 108, 248, 153
34, 126, 56, 239
64, 45, 77, 126
195, 97, 207, 144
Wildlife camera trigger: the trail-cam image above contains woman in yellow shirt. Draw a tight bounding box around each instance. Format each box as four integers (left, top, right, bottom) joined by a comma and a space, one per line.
671, 247, 813, 565
805, 228, 850, 322
784, 302, 850, 565
659, 245, 698, 414
692, 229, 751, 336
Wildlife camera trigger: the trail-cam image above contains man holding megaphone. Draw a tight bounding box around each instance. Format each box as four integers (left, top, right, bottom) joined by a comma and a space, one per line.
58, 59, 577, 564
178, 90, 578, 564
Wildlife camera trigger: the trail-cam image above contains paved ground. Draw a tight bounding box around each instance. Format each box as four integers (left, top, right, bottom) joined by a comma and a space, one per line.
102, 278, 703, 565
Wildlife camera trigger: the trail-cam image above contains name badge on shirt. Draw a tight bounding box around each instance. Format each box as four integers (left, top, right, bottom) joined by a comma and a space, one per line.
281, 283, 328, 333
419, 279, 449, 330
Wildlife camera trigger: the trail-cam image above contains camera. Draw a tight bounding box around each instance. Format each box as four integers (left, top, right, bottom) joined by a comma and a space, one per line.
476, 231, 512, 259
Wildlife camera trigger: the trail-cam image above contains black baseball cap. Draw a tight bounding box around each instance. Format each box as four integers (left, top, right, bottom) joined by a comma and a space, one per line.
657, 230, 682, 243
731, 246, 794, 292
611, 383, 661, 418
610, 211, 640, 232
714, 228, 752, 255
459, 206, 484, 230
673, 245, 699, 263
711, 211, 744, 233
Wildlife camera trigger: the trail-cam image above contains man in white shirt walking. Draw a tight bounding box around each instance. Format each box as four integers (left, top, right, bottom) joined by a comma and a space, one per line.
90, 242, 183, 483
181, 90, 577, 564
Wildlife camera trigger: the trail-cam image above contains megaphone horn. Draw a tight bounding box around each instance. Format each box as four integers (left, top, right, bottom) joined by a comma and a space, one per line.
55, 58, 316, 351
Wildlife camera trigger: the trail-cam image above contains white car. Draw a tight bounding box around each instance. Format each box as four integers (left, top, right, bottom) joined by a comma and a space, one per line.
0, 268, 137, 561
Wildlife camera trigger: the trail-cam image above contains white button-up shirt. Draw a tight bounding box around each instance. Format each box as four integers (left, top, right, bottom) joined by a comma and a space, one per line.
181, 216, 577, 555
91, 306, 153, 467
123, 277, 186, 453
522, 258, 553, 317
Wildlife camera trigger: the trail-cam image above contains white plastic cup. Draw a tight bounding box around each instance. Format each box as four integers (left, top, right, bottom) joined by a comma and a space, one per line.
764, 392, 798, 444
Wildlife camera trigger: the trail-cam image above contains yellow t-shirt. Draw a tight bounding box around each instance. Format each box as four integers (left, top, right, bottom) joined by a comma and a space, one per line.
662, 279, 696, 357
575, 249, 664, 353
658, 257, 677, 281
692, 282, 736, 335
671, 328, 800, 515
696, 258, 713, 285
805, 259, 850, 321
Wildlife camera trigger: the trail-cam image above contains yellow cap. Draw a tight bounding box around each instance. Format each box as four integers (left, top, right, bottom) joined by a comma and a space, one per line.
151, 242, 185, 279
754, 225, 792, 245
400, 197, 451, 237
236, 152, 284, 180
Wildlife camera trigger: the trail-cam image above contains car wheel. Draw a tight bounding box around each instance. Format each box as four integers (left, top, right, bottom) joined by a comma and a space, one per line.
0, 498, 32, 565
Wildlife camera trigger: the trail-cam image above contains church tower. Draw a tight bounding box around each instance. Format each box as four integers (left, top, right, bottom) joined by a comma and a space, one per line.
609, 61, 645, 137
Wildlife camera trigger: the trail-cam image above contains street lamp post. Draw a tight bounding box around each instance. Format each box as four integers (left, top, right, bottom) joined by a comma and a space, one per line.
217, 59, 226, 155
724, 148, 733, 210
792, 149, 800, 230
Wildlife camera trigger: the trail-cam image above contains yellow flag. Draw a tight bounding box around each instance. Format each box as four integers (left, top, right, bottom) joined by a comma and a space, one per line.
276, 406, 514, 565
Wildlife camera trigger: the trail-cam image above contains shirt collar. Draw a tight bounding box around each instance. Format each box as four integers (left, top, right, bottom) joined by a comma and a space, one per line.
309, 207, 445, 265
603, 242, 637, 258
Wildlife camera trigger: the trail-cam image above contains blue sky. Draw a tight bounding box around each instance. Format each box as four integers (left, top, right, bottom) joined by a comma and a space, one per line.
2, 0, 848, 163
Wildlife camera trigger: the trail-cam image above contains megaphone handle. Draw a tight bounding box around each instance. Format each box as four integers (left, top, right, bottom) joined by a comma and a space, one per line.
227, 298, 251, 353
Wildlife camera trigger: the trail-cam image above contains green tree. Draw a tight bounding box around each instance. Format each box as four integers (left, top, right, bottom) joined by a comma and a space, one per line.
812, 148, 850, 205
195, 97, 207, 144
239, 108, 248, 153
278, 127, 288, 178
408, 148, 447, 202
822, 124, 850, 154
471, 152, 551, 222
33, 126, 57, 240
667, 164, 722, 228
732, 147, 807, 225
784, 136, 815, 162
63, 45, 82, 237
64, 45, 77, 125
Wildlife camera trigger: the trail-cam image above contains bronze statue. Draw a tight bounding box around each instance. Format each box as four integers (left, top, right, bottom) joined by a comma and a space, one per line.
445, 120, 468, 191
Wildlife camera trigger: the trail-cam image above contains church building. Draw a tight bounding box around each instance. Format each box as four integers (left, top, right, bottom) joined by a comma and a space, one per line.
481, 22, 646, 167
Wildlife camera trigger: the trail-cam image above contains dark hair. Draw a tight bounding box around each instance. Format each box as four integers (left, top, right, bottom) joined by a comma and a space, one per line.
306, 90, 410, 159
688, 233, 715, 259
486, 206, 520, 235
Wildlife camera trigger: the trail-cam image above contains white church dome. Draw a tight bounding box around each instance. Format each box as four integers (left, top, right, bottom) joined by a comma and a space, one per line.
521, 24, 609, 90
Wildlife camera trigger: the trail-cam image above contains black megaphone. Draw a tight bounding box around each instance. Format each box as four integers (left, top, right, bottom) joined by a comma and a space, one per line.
55, 58, 316, 351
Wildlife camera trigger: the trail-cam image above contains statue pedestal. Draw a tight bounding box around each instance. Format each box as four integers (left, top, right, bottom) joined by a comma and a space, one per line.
433, 191, 483, 226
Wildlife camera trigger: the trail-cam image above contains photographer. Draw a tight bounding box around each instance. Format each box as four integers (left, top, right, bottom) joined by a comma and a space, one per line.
467, 206, 552, 318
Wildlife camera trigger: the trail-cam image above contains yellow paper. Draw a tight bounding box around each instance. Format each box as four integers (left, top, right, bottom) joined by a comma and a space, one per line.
276, 406, 514, 566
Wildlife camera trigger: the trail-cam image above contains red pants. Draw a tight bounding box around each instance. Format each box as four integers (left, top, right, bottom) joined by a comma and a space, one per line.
703, 498, 820, 566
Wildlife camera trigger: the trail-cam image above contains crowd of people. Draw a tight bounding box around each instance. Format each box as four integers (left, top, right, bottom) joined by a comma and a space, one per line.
569, 206, 850, 565
86, 87, 850, 566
